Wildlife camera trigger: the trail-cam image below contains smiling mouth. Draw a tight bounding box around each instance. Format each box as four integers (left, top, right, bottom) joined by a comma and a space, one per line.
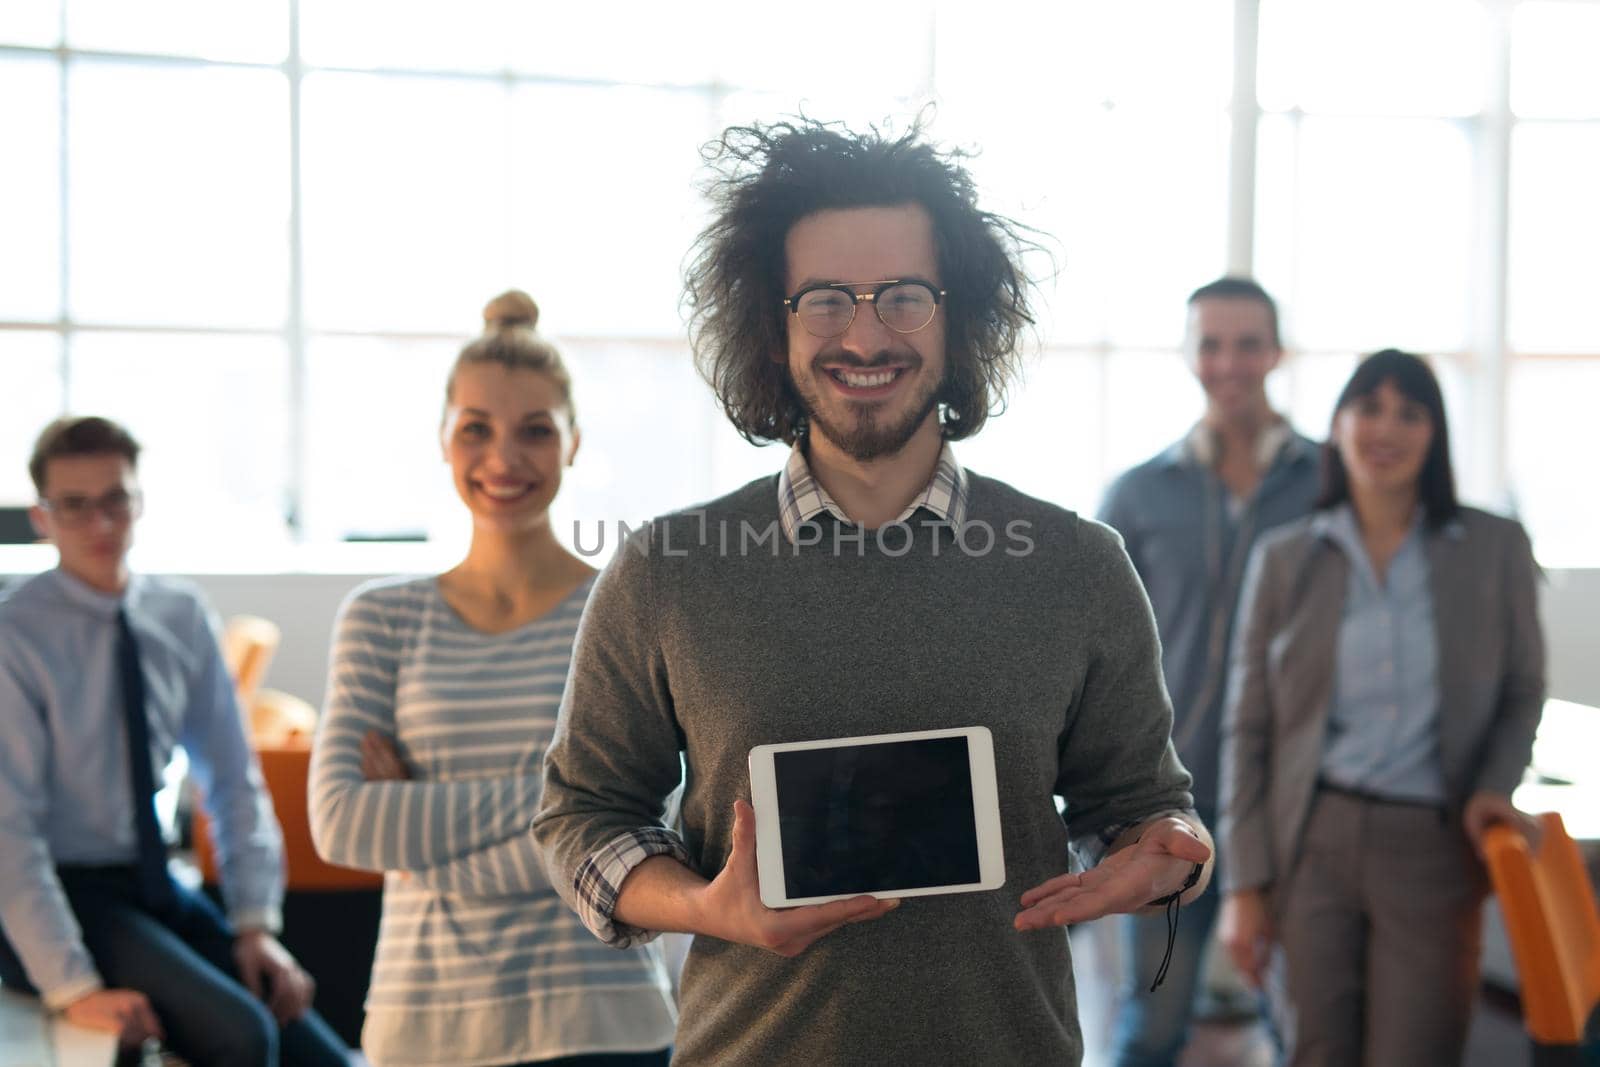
825, 365, 909, 393
474, 482, 537, 502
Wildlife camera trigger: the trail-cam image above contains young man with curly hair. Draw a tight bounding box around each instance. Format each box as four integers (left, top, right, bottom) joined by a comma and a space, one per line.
534, 119, 1214, 1066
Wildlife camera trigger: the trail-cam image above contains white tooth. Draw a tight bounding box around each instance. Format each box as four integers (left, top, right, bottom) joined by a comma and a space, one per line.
840, 370, 895, 387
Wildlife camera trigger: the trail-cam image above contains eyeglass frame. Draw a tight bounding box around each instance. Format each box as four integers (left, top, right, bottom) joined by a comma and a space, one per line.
35, 487, 144, 527
783, 278, 947, 338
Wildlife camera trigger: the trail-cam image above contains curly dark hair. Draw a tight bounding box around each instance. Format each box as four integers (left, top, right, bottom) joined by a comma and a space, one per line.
684, 116, 1042, 446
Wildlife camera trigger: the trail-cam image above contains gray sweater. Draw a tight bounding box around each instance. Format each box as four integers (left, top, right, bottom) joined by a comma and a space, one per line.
535, 472, 1195, 1066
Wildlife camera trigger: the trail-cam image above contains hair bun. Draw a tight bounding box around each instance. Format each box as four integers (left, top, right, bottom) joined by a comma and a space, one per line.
482, 289, 539, 332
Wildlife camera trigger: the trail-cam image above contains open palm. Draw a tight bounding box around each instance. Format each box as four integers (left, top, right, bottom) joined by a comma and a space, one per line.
1014, 818, 1210, 930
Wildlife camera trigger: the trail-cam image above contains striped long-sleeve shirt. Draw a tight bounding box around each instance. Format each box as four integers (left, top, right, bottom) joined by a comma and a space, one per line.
309, 576, 675, 1067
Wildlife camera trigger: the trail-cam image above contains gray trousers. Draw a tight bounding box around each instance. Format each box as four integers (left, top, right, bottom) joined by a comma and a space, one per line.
1272, 788, 1487, 1067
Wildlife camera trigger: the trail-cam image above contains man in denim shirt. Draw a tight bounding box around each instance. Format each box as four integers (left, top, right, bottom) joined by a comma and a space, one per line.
1097, 278, 1320, 1067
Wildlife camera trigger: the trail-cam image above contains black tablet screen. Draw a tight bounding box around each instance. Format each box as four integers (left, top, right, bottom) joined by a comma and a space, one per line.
773, 736, 982, 897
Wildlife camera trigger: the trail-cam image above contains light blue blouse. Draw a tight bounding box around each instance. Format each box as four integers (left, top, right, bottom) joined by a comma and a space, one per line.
1317, 505, 1447, 803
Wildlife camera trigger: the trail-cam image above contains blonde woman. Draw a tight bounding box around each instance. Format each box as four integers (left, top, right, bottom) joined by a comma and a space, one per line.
310, 293, 675, 1067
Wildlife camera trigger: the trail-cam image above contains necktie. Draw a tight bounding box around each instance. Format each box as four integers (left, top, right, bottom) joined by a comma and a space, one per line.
115, 607, 175, 910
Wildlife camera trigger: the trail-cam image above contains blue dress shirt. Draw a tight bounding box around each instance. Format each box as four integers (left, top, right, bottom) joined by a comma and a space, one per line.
1316, 506, 1447, 803
0, 568, 283, 1006
1098, 421, 1322, 812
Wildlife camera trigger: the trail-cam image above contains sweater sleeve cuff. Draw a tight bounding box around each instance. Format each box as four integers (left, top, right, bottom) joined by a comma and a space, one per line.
1167, 809, 1215, 902
1071, 818, 1136, 870
573, 827, 691, 949
41, 974, 105, 1012
228, 906, 283, 935
1072, 807, 1191, 869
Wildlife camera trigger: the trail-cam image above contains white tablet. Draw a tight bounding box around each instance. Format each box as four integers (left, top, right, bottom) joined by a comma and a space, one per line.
747, 726, 1006, 908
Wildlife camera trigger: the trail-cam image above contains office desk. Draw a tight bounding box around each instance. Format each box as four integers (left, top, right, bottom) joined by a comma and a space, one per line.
1514, 699, 1600, 845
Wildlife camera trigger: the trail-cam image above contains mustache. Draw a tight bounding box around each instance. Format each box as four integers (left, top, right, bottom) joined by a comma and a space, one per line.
811, 351, 922, 370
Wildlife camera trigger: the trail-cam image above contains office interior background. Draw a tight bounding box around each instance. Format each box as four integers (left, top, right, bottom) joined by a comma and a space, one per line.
1, 3, 1597, 689
1, 2, 1598, 1063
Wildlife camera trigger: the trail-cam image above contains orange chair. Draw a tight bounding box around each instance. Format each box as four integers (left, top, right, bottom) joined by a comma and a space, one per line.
222, 615, 281, 713
1483, 812, 1600, 1047
203, 620, 381, 890
248, 687, 318, 748
192, 742, 383, 891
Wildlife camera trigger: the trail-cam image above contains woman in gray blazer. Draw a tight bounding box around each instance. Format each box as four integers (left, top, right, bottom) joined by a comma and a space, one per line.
1216, 349, 1545, 1067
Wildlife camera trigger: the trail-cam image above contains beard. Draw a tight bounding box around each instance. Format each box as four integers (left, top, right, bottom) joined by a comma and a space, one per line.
790, 351, 943, 462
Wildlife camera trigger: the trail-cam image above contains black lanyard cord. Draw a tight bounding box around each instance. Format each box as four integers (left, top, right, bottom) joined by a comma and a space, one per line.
1147, 862, 1205, 993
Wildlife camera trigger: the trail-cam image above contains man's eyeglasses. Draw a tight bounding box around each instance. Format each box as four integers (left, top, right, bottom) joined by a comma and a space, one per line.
784, 279, 946, 339
37, 488, 142, 527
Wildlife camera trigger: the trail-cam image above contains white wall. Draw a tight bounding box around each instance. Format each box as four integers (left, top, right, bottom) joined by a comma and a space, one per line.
1543, 568, 1600, 707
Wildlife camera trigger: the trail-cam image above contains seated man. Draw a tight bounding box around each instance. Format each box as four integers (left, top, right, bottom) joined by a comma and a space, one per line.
0, 415, 347, 1066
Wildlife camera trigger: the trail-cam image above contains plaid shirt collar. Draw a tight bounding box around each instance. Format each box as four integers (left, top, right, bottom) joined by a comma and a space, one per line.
777, 438, 970, 545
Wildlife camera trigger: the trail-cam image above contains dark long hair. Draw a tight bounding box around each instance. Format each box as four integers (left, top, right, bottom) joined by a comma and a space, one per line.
1317, 348, 1459, 528
684, 116, 1042, 445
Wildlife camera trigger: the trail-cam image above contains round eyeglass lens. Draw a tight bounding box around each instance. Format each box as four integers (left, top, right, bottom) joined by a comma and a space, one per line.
796, 289, 857, 338
875, 283, 937, 333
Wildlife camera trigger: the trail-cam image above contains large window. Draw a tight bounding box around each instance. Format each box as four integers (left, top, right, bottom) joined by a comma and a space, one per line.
1251, 0, 1600, 565
1506, 1, 1600, 566
2, 0, 1596, 563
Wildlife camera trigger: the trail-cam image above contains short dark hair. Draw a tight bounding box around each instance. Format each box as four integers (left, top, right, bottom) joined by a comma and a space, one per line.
1186, 276, 1281, 349
685, 116, 1041, 445
1316, 349, 1459, 528
29, 416, 141, 495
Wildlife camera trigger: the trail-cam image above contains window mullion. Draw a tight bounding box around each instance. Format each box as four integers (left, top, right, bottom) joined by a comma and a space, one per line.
1469, 0, 1515, 507
56, 36, 70, 409
286, 0, 307, 540
1226, 0, 1263, 274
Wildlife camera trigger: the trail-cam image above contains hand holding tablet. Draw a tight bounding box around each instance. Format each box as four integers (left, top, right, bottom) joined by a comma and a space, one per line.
693, 799, 899, 957
747, 727, 1007, 908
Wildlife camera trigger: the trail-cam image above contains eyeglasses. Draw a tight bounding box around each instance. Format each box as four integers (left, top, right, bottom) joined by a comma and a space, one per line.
37, 488, 142, 527
784, 279, 946, 339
